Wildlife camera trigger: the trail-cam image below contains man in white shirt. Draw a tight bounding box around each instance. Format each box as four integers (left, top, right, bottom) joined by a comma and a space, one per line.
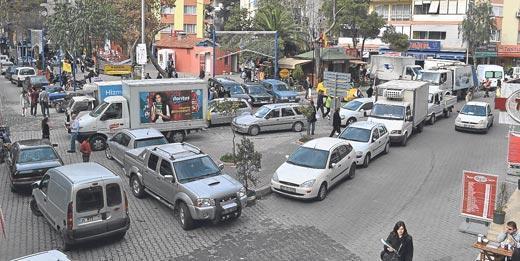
67, 114, 80, 153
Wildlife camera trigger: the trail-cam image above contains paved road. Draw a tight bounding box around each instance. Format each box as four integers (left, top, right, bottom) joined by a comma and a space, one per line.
0, 75, 512, 260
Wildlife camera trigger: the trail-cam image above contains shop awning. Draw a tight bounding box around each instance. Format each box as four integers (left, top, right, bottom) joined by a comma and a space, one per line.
349, 60, 367, 65
278, 57, 312, 69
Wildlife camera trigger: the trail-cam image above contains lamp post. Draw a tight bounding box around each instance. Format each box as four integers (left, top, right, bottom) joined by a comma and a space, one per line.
141, 0, 145, 79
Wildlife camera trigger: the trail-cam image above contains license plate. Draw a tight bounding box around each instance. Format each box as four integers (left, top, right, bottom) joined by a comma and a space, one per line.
280, 185, 296, 193
222, 202, 237, 214
464, 124, 473, 128
81, 214, 101, 224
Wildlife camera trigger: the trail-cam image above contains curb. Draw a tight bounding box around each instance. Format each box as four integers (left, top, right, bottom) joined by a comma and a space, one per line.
253, 185, 272, 199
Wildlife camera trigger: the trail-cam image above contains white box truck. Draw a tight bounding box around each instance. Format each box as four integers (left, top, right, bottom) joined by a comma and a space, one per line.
369, 55, 422, 82
82, 81, 123, 106
421, 64, 475, 99
368, 80, 429, 146
77, 78, 208, 151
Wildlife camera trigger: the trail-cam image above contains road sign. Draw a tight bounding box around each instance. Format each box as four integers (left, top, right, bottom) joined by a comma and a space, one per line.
136, 44, 147, 65
461, 171, 498, 221
323, 71, 351, 90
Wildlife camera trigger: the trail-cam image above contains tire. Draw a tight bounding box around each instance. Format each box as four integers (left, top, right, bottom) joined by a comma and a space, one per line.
90, 135, 107, 151
249, 125, 260, 136
429, 114, 435, 125
105, 146, 113, 160
348, 163, 356, 179
383, 142, 390, 154
416, 123, 423, 133
401, 134, 408, 146
130, 175, 145, 198
316, 183, 327, 201
30, 198, 43, 217
362, 153, 371, 168
292, 122, 303, 132
346, 117, 356, 126
444, 109, 451, 118
177, 202, 195, 230
171, 131, 185, 143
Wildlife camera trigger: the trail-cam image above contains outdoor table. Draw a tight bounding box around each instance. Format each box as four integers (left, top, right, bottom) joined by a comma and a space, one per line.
473, 242, 512, 261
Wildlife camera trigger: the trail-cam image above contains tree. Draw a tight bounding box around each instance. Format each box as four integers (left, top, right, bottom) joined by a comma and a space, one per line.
0, 0, 45, 45
381, 26, 410, 52
223, 6, 253, 31
235, 136, 261, 191
459, 0, 495, 65
358, 12, 386, 56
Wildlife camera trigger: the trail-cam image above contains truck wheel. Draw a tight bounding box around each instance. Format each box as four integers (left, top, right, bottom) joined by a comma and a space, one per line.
177, 202, 195, 230
130, 175, 145, 198
444, 109, 451, 118
292, 122, 303, 132
401, 134, 408, 146
30, 198, 43, 216
429, 114, 436, 125
171, 131, 185, 143
249, 125, 260, 136
90, 135, 107, 151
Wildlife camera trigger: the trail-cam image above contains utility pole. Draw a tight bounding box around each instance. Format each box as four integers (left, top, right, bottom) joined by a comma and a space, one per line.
141, 0, 145, 79
313, 0, 339, 88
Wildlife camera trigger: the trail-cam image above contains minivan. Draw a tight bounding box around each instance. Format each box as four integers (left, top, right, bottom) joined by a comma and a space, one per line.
477, 64, 504, 89
30, 162, 130, 250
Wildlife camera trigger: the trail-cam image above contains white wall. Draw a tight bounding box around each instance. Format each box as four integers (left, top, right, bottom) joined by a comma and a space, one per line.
411, 24, 466, 51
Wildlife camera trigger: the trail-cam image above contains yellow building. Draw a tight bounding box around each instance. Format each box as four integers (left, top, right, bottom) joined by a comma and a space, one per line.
158, 0, 210, 40
495, 0, 520, 66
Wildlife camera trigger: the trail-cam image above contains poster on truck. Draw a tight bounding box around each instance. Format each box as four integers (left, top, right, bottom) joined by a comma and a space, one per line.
139, 89, 204, 123
453, 66, 474, 91
460, 170, 498, 221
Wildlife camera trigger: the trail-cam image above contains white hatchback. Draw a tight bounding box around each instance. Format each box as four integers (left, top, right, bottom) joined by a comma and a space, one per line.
271, 137, 356, 201
455, 101, 494, 133
338, 121, 390, 167
339, 98, 373, 126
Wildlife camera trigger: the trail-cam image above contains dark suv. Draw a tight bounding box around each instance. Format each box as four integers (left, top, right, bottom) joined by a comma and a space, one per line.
6, 139, 63, 192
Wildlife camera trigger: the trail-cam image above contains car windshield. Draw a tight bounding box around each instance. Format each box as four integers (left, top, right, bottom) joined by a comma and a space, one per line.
274, 83, 289, 91
89, 102, 109, 117
134, 137, 168, 148
254, 106, 271, 118
18, 147, 58, 164
339, 127, 371, 143
371, 104, 405, 120
229, 85, 245, 94
248, 86, 267, 94
460, 104, 486, 116
20, 69, 35, 75
173, 156, 220, 183
412, 67, 422, 78
421, 72, 440, 84
286, 147, 329, 169
343, 100, 363, 111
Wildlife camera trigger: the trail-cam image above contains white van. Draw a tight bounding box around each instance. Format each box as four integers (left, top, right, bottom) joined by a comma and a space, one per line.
0, 54, 8, 63
11, 66, 36, 87
477, 65, 504, 88
30, 162, 130, 250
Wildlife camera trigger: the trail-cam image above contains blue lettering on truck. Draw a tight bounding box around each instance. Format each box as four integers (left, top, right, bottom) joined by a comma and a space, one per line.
99, 85, 123, 101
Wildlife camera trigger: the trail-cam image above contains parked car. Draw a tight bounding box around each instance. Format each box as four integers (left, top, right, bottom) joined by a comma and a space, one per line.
124, 143, 247, 230
0, 61, 14, 75
30, 162, 130, 250
338, 121, 390, 167
455, 101, 494, 133
208, 98, 253, 125
4, 65, 18, 80
261, 79, 300, 103
11, 67, 36, 87
22, 76, 50, 91
208, 77, 251, 102
242, 82, 273, 105
10, 250, 70, 261
339, 98, 373, 126
6, 139, 63, 192
106, 128, 168, 164
271, 137, 356, 200
231, 103, 306, 136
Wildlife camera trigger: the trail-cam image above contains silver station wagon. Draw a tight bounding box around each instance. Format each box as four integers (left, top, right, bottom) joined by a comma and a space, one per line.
231, 103, 306, 135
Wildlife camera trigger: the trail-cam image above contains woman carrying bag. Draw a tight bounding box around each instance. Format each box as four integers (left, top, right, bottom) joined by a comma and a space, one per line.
381, 221, 413, 261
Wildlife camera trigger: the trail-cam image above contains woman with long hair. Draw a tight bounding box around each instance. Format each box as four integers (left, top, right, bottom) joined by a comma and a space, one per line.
381, 221, 413, 261
150, 93, 170, 123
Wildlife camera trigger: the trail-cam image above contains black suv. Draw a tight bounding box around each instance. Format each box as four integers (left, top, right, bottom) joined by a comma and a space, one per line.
6, 139, 63, 192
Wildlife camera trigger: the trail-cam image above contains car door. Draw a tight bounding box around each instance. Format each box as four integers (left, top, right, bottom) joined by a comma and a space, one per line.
263, 108, 280, 131
143, 153, 160, 192
378, 125, 390, 150
370, 128, 384, 156
281, 107, 297, 130
116, 134, 131, 162
328, 146, 349, 185
262, 82, 274, 96
157, 159, 176, 202
359, 102, 373, 121
405, 106, 413, 136
107, 133, 123, 162
34, 174, 51, 221
100, 102, 124, 134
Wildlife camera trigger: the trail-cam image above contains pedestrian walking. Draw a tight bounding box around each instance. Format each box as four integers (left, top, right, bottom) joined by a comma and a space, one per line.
484, 78, 491, 98
145, 73, 151, 79
304, 76, 311, 100
329, 107, 341, 137
79, 139, 92, 162
307, 100, 317, 136
41, 117, 50, 140
67, 114, 80, 153
199, 68, 205, 79
324, 95, 332, 119
380, 221, 414, 261
39, 87, 50, 117
498, 78, 502, 92
366, 85, 374, 98
156, 72, 163, 79
20, 90, 29, 117
316, 90, 325, 116
30, 88, 39, 116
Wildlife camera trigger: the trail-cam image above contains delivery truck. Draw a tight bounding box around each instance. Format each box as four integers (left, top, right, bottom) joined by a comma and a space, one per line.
82, 81, 123, 106
77, 78, 208, 151
421, 64, 475, 99
368, 80, 429, 146
369, 55, 422, 82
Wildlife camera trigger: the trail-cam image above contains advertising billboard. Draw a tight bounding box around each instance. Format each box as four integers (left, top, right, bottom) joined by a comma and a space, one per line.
461, 171, 498, 221
139, 89, 203, 124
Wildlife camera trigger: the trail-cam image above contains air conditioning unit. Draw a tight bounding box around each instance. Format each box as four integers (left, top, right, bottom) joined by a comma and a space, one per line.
516, 11, 520, 18
383, 89, 404, 100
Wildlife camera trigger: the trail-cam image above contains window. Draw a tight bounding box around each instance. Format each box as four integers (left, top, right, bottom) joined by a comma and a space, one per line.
412, 31, 446, 40
104, 103, 122, 120
372, 129, 380, 140
294, 107, 303, 115
40, 174, 50, 194
361, 102, 373, 110
282, 107, 295, 117
148, 154, 159, 171
337, 145, 349, 159
159, 160, 174, 177
378, 125, 387, 136
183, 24, 196, 34
224, 57, 228, 65
491, 30, 501, 42
330, 150, 340, 164
428, 31, 446, 40
268, 109, 280, 118
428, 1, 440, 14
391, 4, 411, 21
120, 134, 131, 147
375, 4, 389, 19
237, 101, 248, 109
492, 5, 503, 17
161, 6, 175, 14
76, 186, 104, 213
414, 3, 430, 15
184, 5, 196, 15
106, 183, 122, 207
413, 31, 428, 40
111, 133, 123, 144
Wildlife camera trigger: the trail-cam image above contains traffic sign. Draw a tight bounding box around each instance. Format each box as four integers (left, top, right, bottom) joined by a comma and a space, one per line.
136, 44, 147, 65
323, 71, 351, 90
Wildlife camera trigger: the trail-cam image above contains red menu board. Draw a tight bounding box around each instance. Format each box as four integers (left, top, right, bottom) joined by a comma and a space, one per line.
509, 132, 520, 165
461, 171, 498, 221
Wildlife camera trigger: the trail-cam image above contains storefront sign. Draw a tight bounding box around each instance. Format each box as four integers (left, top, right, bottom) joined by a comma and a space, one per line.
104, 65, 133, 75
139, 90, 203, 124
461, 171, 498, 221
408, 40, 441, 52
498, 45, 520, 58
475, 44, 497, 58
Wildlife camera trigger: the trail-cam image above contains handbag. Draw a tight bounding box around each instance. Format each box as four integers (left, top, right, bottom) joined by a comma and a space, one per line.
380, 243, 402, 261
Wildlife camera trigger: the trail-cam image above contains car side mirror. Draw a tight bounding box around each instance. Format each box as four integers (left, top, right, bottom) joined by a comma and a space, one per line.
218, 163, 225, 170
32, 181, 40, 190
164, 175, 174, 183
372, 137, 377, 143
330, 163, 337, 169
489, 113, 493, 116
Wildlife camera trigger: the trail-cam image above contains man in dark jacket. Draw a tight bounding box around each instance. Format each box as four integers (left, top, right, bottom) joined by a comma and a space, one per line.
366, 85, 374, 98
329, 107, 341, 137
317, 90, 325, 116
307, 100, 317, 135
304, 76, 311, 99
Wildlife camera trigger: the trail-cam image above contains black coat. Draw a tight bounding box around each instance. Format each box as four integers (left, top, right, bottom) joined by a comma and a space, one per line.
317, 94, 324, 107
332, 111, 341, 128
383, 232, 413, 261
42, 122, 50, 139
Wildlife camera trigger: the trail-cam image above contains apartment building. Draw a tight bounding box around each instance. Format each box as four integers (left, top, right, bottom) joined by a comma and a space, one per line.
492, 0, 520, 67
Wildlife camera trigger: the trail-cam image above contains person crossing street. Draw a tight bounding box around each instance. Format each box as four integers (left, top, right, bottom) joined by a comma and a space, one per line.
329, 107, 341, 137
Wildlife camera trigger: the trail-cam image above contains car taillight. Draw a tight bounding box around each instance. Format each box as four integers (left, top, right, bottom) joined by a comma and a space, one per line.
124, 191, 129, 215
67, 202, 73, 230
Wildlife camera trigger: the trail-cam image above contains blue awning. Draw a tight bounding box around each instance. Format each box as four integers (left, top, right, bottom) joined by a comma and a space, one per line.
435, 52, 466, 60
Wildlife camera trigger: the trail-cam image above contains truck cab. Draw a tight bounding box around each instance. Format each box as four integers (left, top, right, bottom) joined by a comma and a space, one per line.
427, 86, 456, 124
421, 69, 452, 93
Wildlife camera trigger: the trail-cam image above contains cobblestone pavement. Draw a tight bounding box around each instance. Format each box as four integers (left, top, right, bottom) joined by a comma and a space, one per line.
0, 76, 512, 260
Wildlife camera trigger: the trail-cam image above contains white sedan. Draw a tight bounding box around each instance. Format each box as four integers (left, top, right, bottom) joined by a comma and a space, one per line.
455, 101, 494, 133
271, 137, 356, 201
338, 121, 390, 167
339, 98, 373, 126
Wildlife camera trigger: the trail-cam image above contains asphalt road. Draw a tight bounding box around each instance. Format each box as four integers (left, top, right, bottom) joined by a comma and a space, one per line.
0, 75, 513, 260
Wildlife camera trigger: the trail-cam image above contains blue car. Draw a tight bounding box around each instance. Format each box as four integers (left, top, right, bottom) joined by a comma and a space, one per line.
261, 79, 300, 103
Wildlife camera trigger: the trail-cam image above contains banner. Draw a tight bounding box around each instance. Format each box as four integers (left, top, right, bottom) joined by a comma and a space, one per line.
104, 64, 132, 75
461, 171, 498, 221
139, 89, 203, 124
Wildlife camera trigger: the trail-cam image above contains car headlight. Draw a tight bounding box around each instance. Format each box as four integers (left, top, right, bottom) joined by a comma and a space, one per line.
391, 130, 401, 134
272, 172, 279, 182
237, 187, 246, 198
479, 119, 485, 124
455, 117, 462, 123
196, 198, 215, 207
356, 151, 363, 158
301, 179, 315, 188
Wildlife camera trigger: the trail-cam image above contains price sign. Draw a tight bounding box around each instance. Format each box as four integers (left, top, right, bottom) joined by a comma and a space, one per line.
461, 171, 498, 221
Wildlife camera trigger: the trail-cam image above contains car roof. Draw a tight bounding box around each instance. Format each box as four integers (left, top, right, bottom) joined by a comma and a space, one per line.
302, 137, 349, 151
122, 128, 164, 139
148, 143, 203, 161
348, 121, 380, 130
465, 101, 489, 106
262, 79, 285, 85
14, 139, 52, 149
17, 67, 34, 70
213, 77, 239, 84
55, 163, 118, 184
377, 80, 428, 90
209, 97, 244, 102
72, 96, 95, 101
263, 103, 300, 109
350, 98, 373, 103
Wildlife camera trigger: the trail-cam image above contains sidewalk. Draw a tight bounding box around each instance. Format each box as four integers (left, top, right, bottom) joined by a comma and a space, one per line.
487, 188, 520, 240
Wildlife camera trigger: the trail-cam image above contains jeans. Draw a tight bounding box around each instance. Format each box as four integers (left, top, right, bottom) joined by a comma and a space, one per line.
70, 132, 78, 152
307, 121, 315, 135
40, 102, 49, 117
30, 103, 38, 116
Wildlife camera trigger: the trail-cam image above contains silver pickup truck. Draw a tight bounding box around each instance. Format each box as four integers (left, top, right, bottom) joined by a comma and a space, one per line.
427, 86, 457, 125
123, 143, 247, 230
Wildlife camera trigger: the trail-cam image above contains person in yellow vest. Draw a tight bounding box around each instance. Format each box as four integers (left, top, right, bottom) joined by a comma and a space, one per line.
324, 95, 332, 119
